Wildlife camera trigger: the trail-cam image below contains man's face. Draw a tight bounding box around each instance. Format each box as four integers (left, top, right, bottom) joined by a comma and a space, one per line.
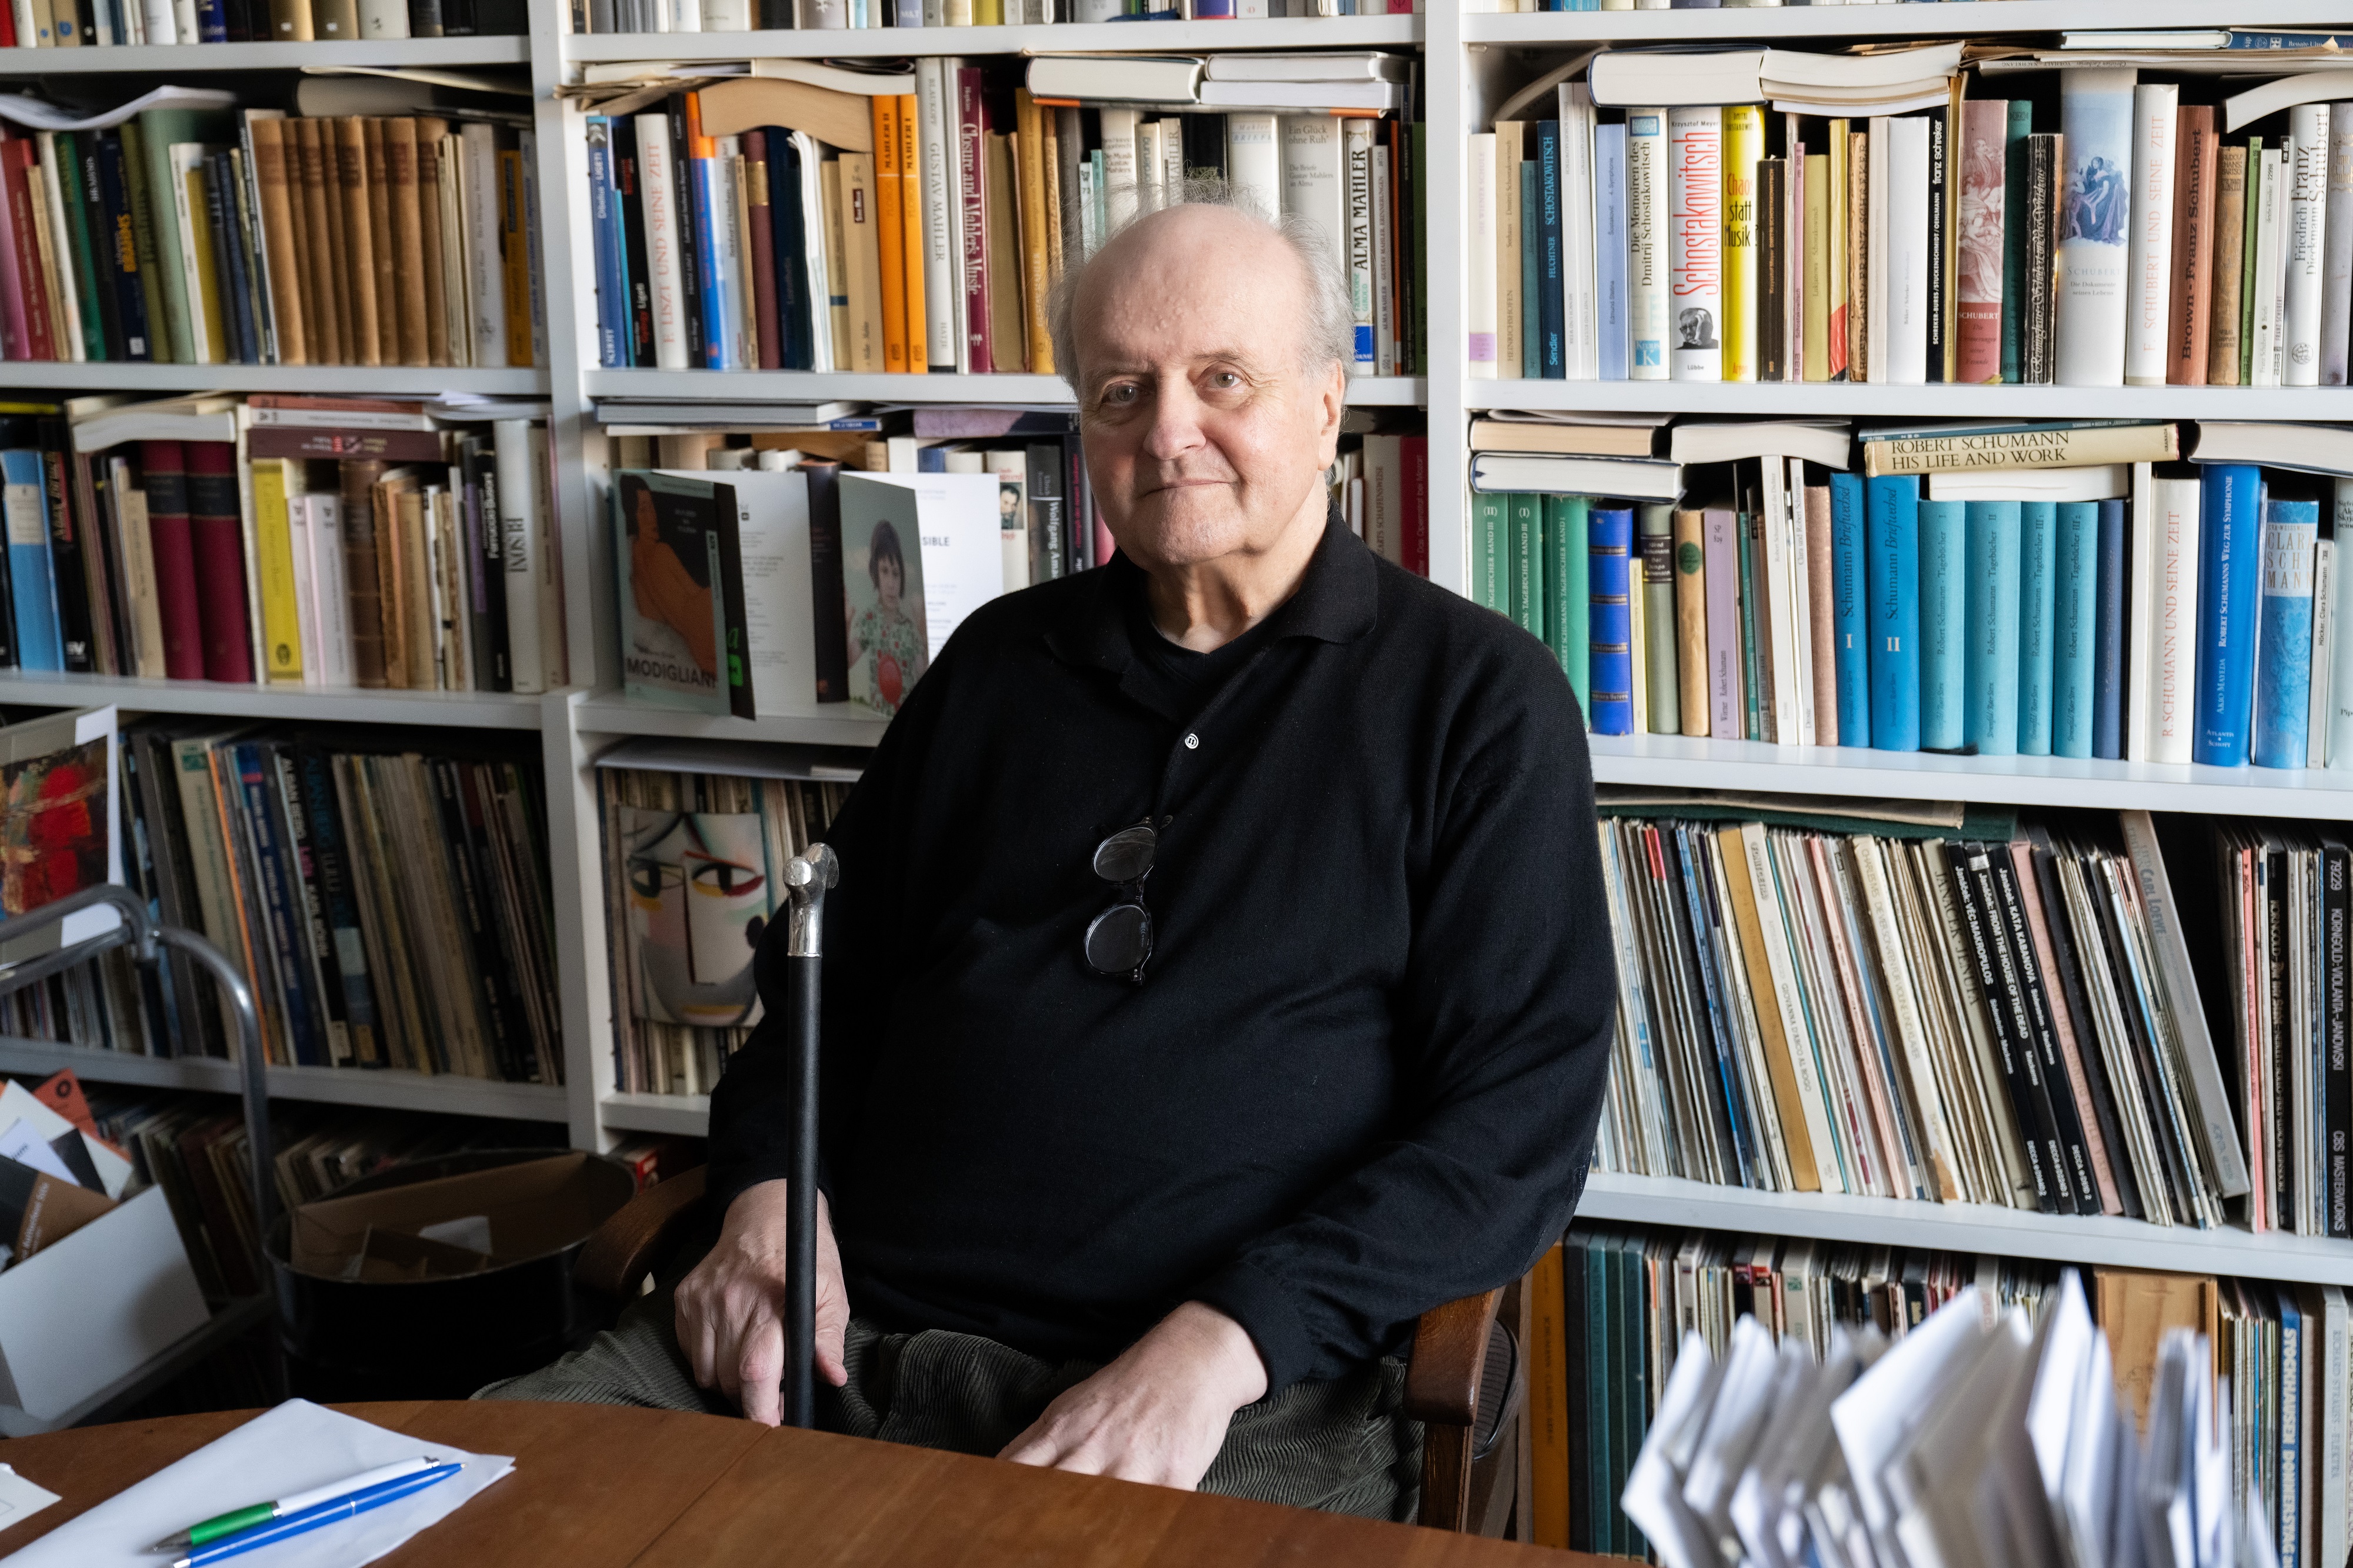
1070, 208, 1345, 571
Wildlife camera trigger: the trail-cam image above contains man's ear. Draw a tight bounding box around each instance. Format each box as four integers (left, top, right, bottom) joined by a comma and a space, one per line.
1314, 359, 1347, 466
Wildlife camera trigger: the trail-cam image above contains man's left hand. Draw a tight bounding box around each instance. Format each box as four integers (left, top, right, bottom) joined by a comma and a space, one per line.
996, 1301, 1269, 1490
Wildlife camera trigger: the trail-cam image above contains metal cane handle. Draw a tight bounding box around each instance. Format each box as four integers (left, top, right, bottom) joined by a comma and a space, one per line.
780, 843, 835, 1429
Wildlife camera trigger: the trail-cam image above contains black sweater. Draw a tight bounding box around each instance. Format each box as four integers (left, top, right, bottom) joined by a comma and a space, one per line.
708, 515, 1615, 1395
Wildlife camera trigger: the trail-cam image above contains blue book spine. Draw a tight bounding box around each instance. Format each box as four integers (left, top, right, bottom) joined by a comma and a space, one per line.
2052, 501, 2100, 759
1867, 476, 1921, 752
916, 446, 949, 473
1520, 160, 1541, 381
2254, 499, 2320, 769
586, 119, 625, 371
1595, 124, 1629, 382
1536, 120, 1566, 379
1918, 499, 1967, 750
1589, 506, 1634, 735
2016, 501, 2058, 756
234, 743, 324, 1067
0, 448, 61, 672
690, 155, 726, 370
195, 0, 226, 41
2195, 464, 2267, 766
2091, 498, 2127, 759
1964, 501, 2023, 758
1831, 471, 1870, 748
768, 131, 812, 372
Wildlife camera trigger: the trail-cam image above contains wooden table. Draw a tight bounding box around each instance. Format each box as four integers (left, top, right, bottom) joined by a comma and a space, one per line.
0, 1402, 1598, 1566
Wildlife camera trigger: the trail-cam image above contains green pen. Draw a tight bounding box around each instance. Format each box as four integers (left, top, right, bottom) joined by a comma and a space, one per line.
149, 1456, 448, 1552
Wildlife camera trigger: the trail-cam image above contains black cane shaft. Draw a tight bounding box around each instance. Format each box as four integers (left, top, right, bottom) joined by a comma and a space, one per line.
785, 950, 821, 1430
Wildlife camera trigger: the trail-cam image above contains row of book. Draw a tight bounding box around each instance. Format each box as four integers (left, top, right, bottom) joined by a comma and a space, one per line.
117, 718, 566, 1085
0, 393, 565, 693
1591, 801, 2296, 1237
0, 105, 544, 370
6, 0, 521, 42
582, 66, 1424, 378
595, 753, 846, 1096
578, 0, 1414, 31
1472, 418, 2353, 774
1614, 1253, 2352, 1568
1468, 45, 2353, 389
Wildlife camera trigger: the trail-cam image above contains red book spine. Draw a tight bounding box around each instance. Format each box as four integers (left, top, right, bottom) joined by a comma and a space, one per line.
9, 145, 52, 362
1401, 435, 1428, 577
138, 442, 206, 680
0, 132, 24, 360
745, 130, 782, 371
957, 67, 992, 374
182, 442, 254, 683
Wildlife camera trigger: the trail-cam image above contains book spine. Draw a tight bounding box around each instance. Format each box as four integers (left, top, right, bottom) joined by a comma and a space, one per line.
1536, 118, 1565, 379
2290, 105, 2332, 386
586, 118, 623, 369
1860, 422, 2175, 479
1672, 505, 1708, 736
1559, 85, 1597, 381
2334, 481, 2353, 770
1804, 151, 1829, 383
956, 67, 990, 373
1668, 106, 1722, 382
0, 447, 57, 670
1929, 104, 1951, 382
1830, 470, 1867, 747
1886, 115, 1929, 385
2329, 109, 2353, 385
2124, 84, 2179, 385
1946, 839, 2061, 1214
2210, 143, 2249, 385
1547, 495, 1587, 703
916, 61, 958, 372
1957, 101, 2006, 385
1626, 109, 1667, 381
183, 441, 251, 683
1596, 123, 1628, 383
1865, 475, 1918, 751
742, 131, 779, 371
1720, 104, 1760, 384
1468, 132, 1496, 375
137, 442, 201, 678
250, 457, 302, 683
2054, 501, 2101, 759
2022, 134, 2061, 383
2254, 500, 2320, 769
2144, 475, 2201, 766
1344, 116, 1374, 373
1703, 505, 1739, 739
1639, 502, 1678, 735
1756, 157, 1784, 382
2254, 147, 2289, 387
803, 460, 848, 701
1588, 506, 1632, 735
2168, 107, 2218, 387
1918, 496, 1964, 750
1964, 499, 2022, 758
494, 419, 544, 695
1470, 490, 1507, 615
2015, 502, 2057, 756
1507, 492, 1542, 640
872, 96, 908, 377
2328, 850, 2351, 1236
2056, 68, 2135, 387
2195, 463, 2264, 767
1989, 848, 2098, 1214
2314, 539, 2335, 768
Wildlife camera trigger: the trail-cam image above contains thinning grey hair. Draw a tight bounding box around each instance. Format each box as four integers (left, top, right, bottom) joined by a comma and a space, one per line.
1045, 181, 1357, 398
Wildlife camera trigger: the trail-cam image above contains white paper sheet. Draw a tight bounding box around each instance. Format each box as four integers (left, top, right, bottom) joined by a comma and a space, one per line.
0, 1400, 512, 1567
0, 1084, 129, 1199
0, 1467, 57, 1532
0, 1122, 76, 1185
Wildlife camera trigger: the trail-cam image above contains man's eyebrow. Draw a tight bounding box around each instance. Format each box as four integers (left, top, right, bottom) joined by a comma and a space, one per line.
1083, 349, 1274, 388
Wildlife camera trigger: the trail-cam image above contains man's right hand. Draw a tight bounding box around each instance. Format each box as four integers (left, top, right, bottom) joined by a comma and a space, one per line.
674, 1179, 851, 1425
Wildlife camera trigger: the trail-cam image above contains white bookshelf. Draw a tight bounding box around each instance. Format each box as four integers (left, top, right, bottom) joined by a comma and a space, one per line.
0, 35, 528, 69
0, 1036, 567, 1120
1473, 381, 2353, 421
563, 13, 1419, 60
1462, 0, 2353, 44
0, 672, 548, 728
0, 364, 549, 394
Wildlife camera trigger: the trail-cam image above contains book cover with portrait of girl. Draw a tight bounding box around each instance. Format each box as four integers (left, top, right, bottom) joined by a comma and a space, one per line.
838, 479, 932, 719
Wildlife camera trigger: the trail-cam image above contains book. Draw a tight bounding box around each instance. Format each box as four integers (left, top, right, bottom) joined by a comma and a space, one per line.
2053, 501, 2101, 759
1721, 105, 1762, 384
1917, 496, 1964, 750
1957, 100, 2007, 385
1861, 419, 2177, 478
2254, 496, 2321, 769
2124, 84, 2179, 385
2017, 501, 2059, 756
614, 469, 735, 716
2211, 141, 2249, 385
1589, 506, 1633, 735
1831, 470, 1868, 748
1866, 475, 1919, 752
1548, 494, 1589, 703
1627, 109, 1669, 381
1668, 106, 1722, 382
2194, 463, 2265, 767
2288, 104, 2332, 387
2169, 105, 2221, 386
2056, 68, 2137, 388
1963, 499, 2022, 758
1674, 505, 1709, 739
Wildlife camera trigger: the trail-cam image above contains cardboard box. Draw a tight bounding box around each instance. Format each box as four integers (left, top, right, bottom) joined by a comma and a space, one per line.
0, 1185, 211, 1420
289, 1152, 632, 1282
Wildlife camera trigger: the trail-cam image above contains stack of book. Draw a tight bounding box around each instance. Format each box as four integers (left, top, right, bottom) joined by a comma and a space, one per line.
594, 749, 848, 1096
20, 393, 565, 693
118, 718, 565, 1085
0, 105, 543, 370
1471, 39, 2353, 389
582, 56, 1423, 376
1594, 799, 2268, 1233
576, 0, 1417, 34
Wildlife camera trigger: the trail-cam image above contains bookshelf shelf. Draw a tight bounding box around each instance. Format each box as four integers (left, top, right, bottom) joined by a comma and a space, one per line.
574, 691, 889, 747
1586, 734, 2353, 819
0, 363, 549, 395
1469, 378, 2353, 421
584, 369, 1429, 407
0, 672, 547, 729
1575, 1172, 2353, 1288
1462, 0, 2353, 45
0, 1037, 568, 1120
601, 1091, 712, 1137
561, 15, 1421, 62
0, 36, 529, 72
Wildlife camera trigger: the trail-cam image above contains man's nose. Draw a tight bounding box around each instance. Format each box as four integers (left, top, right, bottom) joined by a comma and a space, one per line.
1142, 382, 1210, 462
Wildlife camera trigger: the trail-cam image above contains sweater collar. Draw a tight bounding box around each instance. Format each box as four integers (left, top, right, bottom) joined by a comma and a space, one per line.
1046, 505, 1377, 674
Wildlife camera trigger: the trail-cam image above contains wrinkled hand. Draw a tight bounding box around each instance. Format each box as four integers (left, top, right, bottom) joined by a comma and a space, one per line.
997, 1302, 1269, 1490
674, 1179, 851, 1426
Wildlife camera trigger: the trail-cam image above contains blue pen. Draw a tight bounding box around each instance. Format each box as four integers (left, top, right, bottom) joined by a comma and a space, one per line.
167, 1463, 465, 1568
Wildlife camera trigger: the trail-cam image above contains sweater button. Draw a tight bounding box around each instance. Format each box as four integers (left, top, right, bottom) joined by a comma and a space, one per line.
1184, 732, 1199, 750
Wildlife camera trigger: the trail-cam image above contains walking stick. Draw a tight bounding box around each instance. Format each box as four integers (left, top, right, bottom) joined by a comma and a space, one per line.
781, 842, 838, 1431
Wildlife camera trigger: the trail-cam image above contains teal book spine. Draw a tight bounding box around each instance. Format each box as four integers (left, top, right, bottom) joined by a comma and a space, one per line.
1833, 472, 1870, 746
1548, 493, 1591, 706
1866, 476, 1920, 751
1471, 492, 1510, 615
2017, 501, 2058, 756
2254, 498, 2319, 769
1918, 498, 1967, 750
1738, 510, 1762, 740
1964, 500, 2024, 756
1521, 160, 1540, 382
2052, 501, 2100, 759
1999, 99, 2032, 383
1508, 492, 1545, 641
1639, 503, 1680, 735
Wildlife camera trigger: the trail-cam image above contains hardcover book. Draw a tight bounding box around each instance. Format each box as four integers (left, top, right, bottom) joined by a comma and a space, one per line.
1865, 474, 1919, 752
1964, 500, 2023, 758
2055, 68, 2137, 387
2194, 463, 2265, 766
2254, 496, 2320, 769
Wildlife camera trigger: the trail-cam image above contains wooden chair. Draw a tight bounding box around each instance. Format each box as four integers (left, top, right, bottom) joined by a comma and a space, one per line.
576, 1166, 1525, 1537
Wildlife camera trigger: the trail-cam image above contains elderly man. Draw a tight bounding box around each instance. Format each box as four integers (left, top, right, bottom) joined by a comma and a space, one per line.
485, 196, 1613, 1522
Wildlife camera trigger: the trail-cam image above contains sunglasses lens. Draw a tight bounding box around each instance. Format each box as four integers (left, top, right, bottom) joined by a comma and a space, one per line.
1084, 903, 1152, 974
1092, 825, 1157, 883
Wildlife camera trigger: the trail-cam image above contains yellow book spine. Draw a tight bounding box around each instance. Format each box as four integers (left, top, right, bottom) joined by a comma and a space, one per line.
182, 167, 229, 367
873, 95, 909, 376
1529, 1242, 1569, 1549
1721, 105, 1764, 383
840, 151, 884, 374
1014, 90, 1054, 375
1804, 152, 1831, 382
897, 95, 927, 378
974, 0, 1000, 22
1828, 121, 1849, 381
820, 159, 851, 369
252, 459, 304, 685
